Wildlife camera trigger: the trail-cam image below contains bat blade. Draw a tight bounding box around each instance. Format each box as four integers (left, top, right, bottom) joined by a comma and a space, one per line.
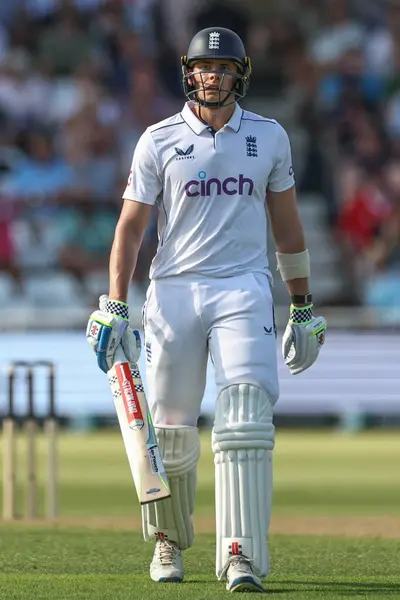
108, 356, 171, 505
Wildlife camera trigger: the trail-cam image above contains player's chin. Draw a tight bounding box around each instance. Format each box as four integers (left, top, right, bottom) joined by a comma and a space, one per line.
204, 90, 219, 98
200, 90, 232, 103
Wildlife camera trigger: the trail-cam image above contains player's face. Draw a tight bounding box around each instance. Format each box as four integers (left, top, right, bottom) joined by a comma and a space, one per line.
190, 59, 238, 104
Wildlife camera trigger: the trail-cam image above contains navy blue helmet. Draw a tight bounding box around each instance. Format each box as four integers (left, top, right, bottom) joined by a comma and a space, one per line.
181, 27, 251, 108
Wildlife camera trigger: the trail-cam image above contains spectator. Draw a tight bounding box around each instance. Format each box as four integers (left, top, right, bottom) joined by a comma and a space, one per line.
0, 48, 52, 126
2, 129, 73, 201
47, 60, 102, 125
0, 181, 23, 295
0, 0, 399, 316
193, 0, 249, 47
318, 47, 385, 116
364, 0, 400, 78
62, 118, 119, 200
309, 0, 365, 69
37, 3, 94, 75
334, 162, 392, 303
363, 160, 400, 308
250, 15, 305, 97
56, 197, 117, 295
336, 164, 392, 255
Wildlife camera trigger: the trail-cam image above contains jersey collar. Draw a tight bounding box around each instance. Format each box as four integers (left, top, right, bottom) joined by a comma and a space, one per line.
181, 102, 243, 135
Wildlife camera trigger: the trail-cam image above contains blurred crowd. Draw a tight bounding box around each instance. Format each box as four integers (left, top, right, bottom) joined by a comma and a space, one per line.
0, 0, 399, 313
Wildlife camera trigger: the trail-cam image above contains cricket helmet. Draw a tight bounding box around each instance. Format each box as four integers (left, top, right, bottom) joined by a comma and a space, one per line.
181, 27, 252, 108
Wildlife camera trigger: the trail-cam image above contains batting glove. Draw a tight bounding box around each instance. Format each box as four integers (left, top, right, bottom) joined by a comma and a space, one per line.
86, 295, 141, 373
282, 304, 327, 375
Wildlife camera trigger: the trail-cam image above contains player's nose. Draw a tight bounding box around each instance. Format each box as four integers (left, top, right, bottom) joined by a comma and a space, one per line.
208, 70, 221, 82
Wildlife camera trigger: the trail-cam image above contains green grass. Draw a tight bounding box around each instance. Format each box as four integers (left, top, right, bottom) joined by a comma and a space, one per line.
0, 528, 399, 599
3, 430, 400, 519
273, 431, 400, 516
0, 430, 399, 598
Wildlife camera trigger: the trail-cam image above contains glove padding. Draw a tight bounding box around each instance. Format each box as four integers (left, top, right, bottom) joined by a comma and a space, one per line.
282, 304, 327, 375
86, 294, 141, 373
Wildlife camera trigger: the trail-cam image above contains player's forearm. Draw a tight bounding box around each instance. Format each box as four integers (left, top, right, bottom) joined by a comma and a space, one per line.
274, 220, 306, 256
274, 220, 310, 296
286, 277, 310, 306
275, 236, 311, 301
109, 222, 141, 302
285, 277, 310, 298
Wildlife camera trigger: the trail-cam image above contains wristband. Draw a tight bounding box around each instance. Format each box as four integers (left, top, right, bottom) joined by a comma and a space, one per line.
105, 299, 129, 321
289, 303, 313, 325
291, 293, 313, 304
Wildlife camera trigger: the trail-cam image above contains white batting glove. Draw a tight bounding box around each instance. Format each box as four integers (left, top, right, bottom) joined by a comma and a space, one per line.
282, 304, 327, 375
86, 295, 141, 373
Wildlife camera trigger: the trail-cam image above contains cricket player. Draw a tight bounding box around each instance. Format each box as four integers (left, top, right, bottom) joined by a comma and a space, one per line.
86, 27, 327, 593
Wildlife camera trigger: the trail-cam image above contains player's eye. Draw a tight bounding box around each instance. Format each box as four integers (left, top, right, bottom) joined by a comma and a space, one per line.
196, 63, 211, 71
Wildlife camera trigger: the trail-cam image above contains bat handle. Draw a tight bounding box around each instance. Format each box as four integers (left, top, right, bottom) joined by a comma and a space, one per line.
114, 346, 128, 364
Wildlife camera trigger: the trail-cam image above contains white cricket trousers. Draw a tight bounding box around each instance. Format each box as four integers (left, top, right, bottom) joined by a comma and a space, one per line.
143, 272, 279, 426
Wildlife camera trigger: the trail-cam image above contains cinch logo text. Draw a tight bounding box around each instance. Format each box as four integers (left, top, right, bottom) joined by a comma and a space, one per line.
185, 171, 254, 197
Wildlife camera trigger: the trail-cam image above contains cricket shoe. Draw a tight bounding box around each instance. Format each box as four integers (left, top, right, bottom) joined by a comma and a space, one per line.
223, 555, 265, 593
150, 537, 183, 583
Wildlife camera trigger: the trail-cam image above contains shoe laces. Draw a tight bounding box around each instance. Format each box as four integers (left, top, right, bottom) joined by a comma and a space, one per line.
222, 555, 258, 579
157, 539, 180, 565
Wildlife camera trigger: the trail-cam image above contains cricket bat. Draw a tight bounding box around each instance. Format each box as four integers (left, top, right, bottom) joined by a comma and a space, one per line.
108, 347, 171, 504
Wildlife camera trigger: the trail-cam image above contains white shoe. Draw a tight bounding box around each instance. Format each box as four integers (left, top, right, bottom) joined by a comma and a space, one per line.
150, 537, 183, 583
223, 555, 265, 593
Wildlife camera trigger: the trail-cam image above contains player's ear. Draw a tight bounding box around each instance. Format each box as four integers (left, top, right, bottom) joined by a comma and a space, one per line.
187, 70, 194, 86
182, 55, 194, 86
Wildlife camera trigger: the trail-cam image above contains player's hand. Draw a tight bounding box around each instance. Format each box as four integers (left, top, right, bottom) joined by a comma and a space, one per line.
282, 304, 326, 375
86, 295, 141, 373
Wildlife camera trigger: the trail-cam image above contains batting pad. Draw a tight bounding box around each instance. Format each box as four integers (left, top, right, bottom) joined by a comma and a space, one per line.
142, 425, 200, 549
212, 384, 275, 579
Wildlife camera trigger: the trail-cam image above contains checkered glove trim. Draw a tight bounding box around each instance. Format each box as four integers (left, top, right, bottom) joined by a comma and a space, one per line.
105, 299, 129, 321
290, 303, 314, 325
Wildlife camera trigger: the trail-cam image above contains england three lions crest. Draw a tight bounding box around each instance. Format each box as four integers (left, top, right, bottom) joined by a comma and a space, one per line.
246, 135, 258, 157
209, 31, 220, 49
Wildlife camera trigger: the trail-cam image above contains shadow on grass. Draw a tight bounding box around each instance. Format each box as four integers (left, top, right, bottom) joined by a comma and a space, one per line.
272, 580, 400, 595
187, 579, 297, 593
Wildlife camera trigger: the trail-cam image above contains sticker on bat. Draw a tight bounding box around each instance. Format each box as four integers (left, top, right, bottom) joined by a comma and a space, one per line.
116, 363, 145, 430
146, 487, 161, 496
147, 445, 165, 474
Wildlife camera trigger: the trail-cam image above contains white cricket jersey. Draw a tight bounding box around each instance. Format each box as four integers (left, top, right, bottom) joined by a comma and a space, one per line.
123, 102, 295, 280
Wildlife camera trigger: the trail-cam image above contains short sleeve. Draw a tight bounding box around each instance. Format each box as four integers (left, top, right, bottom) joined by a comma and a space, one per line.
123, 129, 162, 205
267, 124, 295, 193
